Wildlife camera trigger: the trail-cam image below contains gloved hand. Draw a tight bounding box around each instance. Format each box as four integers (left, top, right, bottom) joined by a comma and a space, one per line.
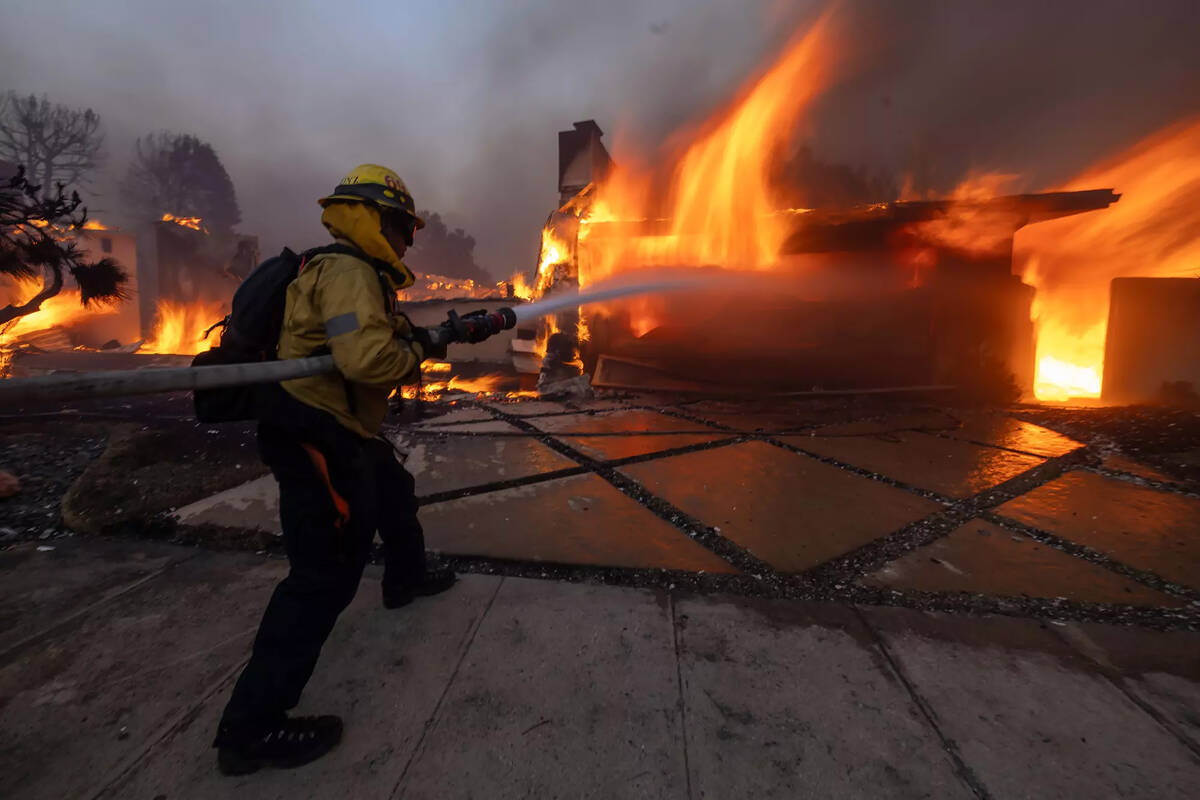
409, 326, 447, 361
444, 308, 518, 344
409, 308, 516, 361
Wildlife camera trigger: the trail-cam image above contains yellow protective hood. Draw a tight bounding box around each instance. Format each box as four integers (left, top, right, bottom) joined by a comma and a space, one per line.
319, 201, 415, 289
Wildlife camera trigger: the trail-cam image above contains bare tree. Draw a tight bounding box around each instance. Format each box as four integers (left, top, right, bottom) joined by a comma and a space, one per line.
0, 167, 127, 327
120, 131, 241, 232
0, 92, 105, 197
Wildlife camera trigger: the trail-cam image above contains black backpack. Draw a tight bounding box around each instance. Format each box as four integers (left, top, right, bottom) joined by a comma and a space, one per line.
192, 244, 359, 422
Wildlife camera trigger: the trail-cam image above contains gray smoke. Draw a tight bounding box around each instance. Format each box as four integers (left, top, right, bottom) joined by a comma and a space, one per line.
1, 0, 1196, 277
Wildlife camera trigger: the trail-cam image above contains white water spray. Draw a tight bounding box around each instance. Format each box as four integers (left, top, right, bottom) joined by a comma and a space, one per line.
0, 270, 741, 406
512, 271, 732, 322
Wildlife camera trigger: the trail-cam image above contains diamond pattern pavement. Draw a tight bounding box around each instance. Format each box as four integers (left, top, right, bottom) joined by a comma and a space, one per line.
171, 400, 1200, 622
618, 441, 941, 572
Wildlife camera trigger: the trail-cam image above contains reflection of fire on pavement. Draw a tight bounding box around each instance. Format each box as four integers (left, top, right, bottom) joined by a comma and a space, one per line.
396, 360, 533, 402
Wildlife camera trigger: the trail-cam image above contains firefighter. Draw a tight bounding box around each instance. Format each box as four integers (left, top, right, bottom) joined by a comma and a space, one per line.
213, 164, 454, 775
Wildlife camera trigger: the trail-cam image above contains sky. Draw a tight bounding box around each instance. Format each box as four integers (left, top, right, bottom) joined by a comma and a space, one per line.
1, 0, 1197, 278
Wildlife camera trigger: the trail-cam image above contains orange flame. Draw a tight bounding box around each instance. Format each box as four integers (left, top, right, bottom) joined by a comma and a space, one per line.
447, 374, 506, 393
536, 224, 575, 294
524, 13, 833, 344
398, 370, 509, 400
1, 279, 119, 340
581, 13, 832, 284
160, 213, 205, 232
1017, 117, 1200, 401
139, 299, 226, 355
0, 278, 120, 373
534, 315, 560, 358
396, 275, 506, 302
905, 172, 1024, 258
510, 270, 536, 301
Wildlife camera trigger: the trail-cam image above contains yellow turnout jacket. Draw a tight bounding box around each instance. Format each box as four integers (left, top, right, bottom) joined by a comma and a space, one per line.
278, 202, 424, 438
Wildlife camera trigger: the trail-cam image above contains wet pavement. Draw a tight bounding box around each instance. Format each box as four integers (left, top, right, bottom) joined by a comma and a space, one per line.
4, 394, 1200, 796
166, 395, 1200, 631
997, 471, 1200, 590
526, 408, 736, 461
2, 538, 1198, 799
619, 440, 940, 572
867, 519, 1180, 606
418, 472, 738, 572
793, 431, 1048, 499
392, 419, 579, 497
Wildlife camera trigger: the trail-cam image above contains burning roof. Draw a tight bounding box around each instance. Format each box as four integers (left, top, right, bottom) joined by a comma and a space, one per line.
779, 190, 1121, 254
516, 8, 1197, 405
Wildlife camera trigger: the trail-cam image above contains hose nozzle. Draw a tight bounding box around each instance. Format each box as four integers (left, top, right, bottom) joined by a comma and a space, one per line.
420, 306, 518, 355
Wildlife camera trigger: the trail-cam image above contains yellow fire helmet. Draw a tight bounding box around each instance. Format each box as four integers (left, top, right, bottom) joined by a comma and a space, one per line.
318, 164, 426, 230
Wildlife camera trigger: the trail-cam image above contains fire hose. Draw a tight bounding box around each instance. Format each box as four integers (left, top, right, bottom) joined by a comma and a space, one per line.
0, 271, 723, 409
0, 307, 518, 408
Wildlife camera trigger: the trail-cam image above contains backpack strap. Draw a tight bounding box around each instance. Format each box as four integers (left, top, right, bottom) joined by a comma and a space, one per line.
301, 243, 402, 314
302, 243, 406, 287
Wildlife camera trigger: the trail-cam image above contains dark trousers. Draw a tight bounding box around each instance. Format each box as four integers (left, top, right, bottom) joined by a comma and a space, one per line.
217, 420, 425, 740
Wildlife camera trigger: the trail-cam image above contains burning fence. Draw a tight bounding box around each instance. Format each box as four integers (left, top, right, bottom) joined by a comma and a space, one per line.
515, 15, 1198, 404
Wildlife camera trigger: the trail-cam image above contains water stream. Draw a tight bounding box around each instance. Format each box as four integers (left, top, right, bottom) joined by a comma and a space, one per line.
511, 271, 729, 323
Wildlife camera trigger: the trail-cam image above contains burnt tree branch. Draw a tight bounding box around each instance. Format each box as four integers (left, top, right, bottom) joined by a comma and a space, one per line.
0, 166, 127, 328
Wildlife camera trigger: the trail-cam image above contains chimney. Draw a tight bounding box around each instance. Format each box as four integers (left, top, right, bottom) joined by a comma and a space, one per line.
557, 120, 611, 205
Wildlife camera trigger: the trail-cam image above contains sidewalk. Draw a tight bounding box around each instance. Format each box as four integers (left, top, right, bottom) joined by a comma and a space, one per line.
2, 537, 1198, 799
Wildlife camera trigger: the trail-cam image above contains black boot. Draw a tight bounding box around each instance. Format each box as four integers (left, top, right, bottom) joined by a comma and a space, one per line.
382, 567, 457, 609
215, 715, 343, 776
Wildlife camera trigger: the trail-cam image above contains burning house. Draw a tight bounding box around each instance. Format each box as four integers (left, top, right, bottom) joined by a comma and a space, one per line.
523, 159, 1119, 398
1, 212, 258, 377
68, 223, 141, 349
512, 16, 1200, 406
135, 215, 258, 354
